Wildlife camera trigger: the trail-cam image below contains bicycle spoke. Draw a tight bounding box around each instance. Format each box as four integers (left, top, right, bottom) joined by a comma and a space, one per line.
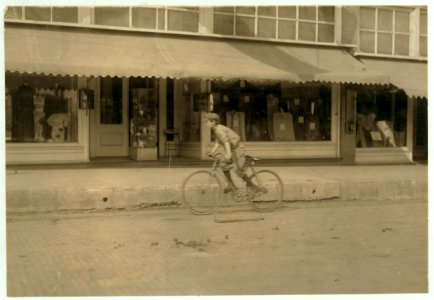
248, 170, 283, 212
182, 171, 221, 215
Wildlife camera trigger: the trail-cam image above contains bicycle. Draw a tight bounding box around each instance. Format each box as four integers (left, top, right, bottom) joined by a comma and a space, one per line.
181, 153, 284, 215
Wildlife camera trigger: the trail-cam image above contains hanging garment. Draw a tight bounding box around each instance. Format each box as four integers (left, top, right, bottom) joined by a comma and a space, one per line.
226, 111, 246, 141
272, 112, 295, 141
376, 121, 396, 147
12, 84, 35, 141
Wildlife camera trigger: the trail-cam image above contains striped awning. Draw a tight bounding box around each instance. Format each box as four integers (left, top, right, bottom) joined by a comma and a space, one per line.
5, 23, 389, 85
361, 57, 427, 98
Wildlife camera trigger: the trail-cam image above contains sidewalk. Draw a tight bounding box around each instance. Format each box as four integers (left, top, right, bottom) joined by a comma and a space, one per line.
5, 162, 428, 213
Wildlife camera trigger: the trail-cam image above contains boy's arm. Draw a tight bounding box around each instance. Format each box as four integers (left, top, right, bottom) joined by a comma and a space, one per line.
223, 142, 232, 160
208, 142, 220, 156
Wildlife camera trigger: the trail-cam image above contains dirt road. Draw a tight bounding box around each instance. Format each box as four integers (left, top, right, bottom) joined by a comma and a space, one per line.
6, 198, 428, 296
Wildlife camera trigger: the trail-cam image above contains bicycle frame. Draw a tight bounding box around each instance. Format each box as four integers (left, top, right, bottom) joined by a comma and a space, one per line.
209, 153, 260, 193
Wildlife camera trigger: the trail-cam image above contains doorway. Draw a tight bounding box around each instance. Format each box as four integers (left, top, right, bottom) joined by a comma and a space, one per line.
90, 77, 129, 157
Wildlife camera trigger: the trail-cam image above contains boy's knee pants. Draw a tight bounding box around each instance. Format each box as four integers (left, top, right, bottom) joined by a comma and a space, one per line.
221, 145, 246, 177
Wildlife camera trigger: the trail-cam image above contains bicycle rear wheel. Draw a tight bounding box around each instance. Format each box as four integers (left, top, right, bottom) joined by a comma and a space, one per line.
247, 170, 283, 212
181, 170, 221, 215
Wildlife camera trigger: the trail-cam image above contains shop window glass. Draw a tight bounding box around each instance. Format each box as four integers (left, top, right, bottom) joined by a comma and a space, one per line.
5, 74, 79, 143
213, 5, 334, 44
299, 6, 316, 20
278, 6, 296, 18
395, 11, 410, 33
236, 16, 255, 37
356, 89, 407, 148
95, 7, 129, 27
214, 14, 234, 35
181, 80, 203, 142
378, 9, 393, 31
360, 31, 375, 52
420, 12, 427, 35
209, 81, 331, 142
132, 7, 157, 29
214, 7, 234, 13
360, 7, 375, 30
318, 6, 334, 22
420, 12, 427, 57
258, 6, 276, 17
394, 34, 409, 55
236, 6, 255, 15
4, 7, 23, 19
415, 98, 427, 147
299, 22, 316, 41
167, 9, 199, 32
420, 36, 427, 57
318, 24, 334, 43
377, 32, 393, 54
129, 78, 158, 148
258, 18, 276, 38
100, 77, 123, 124
52, 7, 78, 23
278, 20, 296, 40
25, 7, 51, 22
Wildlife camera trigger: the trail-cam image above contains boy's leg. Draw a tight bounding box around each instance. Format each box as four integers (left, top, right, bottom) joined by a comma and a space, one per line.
223, 170, 237, 193
233, 146, 263, 193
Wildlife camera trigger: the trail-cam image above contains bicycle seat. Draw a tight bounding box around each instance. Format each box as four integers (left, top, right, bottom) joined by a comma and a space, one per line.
245, 155, 259, 162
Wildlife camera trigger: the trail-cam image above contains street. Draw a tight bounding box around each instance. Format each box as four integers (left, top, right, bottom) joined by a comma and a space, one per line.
6, 198, 428, 296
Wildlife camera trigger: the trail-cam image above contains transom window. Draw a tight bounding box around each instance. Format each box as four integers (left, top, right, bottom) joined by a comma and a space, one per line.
213, 6, 335, 43
359, 7, 411, 56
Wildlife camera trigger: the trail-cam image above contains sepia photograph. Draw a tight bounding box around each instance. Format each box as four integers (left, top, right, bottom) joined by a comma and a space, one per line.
1, 0, 430, 298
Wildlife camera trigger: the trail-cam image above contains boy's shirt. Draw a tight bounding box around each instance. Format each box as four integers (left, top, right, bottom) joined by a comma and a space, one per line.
214, 124, 240, 148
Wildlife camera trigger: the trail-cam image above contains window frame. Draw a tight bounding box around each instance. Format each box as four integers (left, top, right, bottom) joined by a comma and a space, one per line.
419, 9, 427, 57
359, 6, 412, 56
212, 6, 336, 43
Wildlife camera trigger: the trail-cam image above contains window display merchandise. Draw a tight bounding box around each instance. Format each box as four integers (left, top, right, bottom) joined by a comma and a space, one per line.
356, 89, 407, 148
130, 88, 157, 148
5, 74, 79, 143
200, 80, 332, 143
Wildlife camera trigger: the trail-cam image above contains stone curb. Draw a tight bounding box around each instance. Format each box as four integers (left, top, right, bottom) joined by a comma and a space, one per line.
6, 179, 428, 213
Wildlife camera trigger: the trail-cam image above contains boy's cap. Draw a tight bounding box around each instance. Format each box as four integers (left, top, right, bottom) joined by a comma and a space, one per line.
205, 113, 220, 122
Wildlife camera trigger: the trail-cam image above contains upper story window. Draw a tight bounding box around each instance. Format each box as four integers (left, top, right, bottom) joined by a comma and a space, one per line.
213, 6, 335, 43
4, 6, 78, 23
420, 10, 427, 57
94, 6, 199, 33
359, 7, 411, 56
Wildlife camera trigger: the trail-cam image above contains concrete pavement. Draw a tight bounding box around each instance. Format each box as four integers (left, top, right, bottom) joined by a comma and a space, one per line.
5, 161, 428, 213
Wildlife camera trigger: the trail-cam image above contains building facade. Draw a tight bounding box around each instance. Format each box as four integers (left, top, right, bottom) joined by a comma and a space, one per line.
4, 5, 428, 165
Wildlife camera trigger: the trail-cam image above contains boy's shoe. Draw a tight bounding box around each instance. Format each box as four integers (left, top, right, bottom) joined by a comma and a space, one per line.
248, 185, 267, 195
224, 187, 236, 194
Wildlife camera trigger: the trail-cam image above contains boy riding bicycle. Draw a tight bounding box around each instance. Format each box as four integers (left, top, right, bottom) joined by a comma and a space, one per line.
205, 113, 263, 195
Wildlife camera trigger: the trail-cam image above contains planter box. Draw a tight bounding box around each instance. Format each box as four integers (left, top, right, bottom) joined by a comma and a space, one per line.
130, 147, 157, 161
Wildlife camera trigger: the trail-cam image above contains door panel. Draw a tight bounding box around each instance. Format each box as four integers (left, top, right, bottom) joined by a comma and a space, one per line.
93, 77, 129, 157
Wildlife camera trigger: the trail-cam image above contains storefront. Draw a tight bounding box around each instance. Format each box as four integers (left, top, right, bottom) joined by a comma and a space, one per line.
6, 21, 423, 166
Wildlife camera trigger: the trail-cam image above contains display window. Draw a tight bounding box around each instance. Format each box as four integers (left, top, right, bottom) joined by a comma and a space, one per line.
210, 81, 331, 142
129, 77, 158, 148
180, 79, 332, 143
181, 80, 204, 142
5, 73, 79, 143
355, 89, 407, 148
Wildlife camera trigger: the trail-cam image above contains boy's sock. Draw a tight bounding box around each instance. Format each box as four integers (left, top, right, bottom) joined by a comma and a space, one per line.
242, 176, 263, 192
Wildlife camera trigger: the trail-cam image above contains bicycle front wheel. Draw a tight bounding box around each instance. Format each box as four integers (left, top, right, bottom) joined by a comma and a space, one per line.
248, 170, 283, 212
181, 170, 221, 215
